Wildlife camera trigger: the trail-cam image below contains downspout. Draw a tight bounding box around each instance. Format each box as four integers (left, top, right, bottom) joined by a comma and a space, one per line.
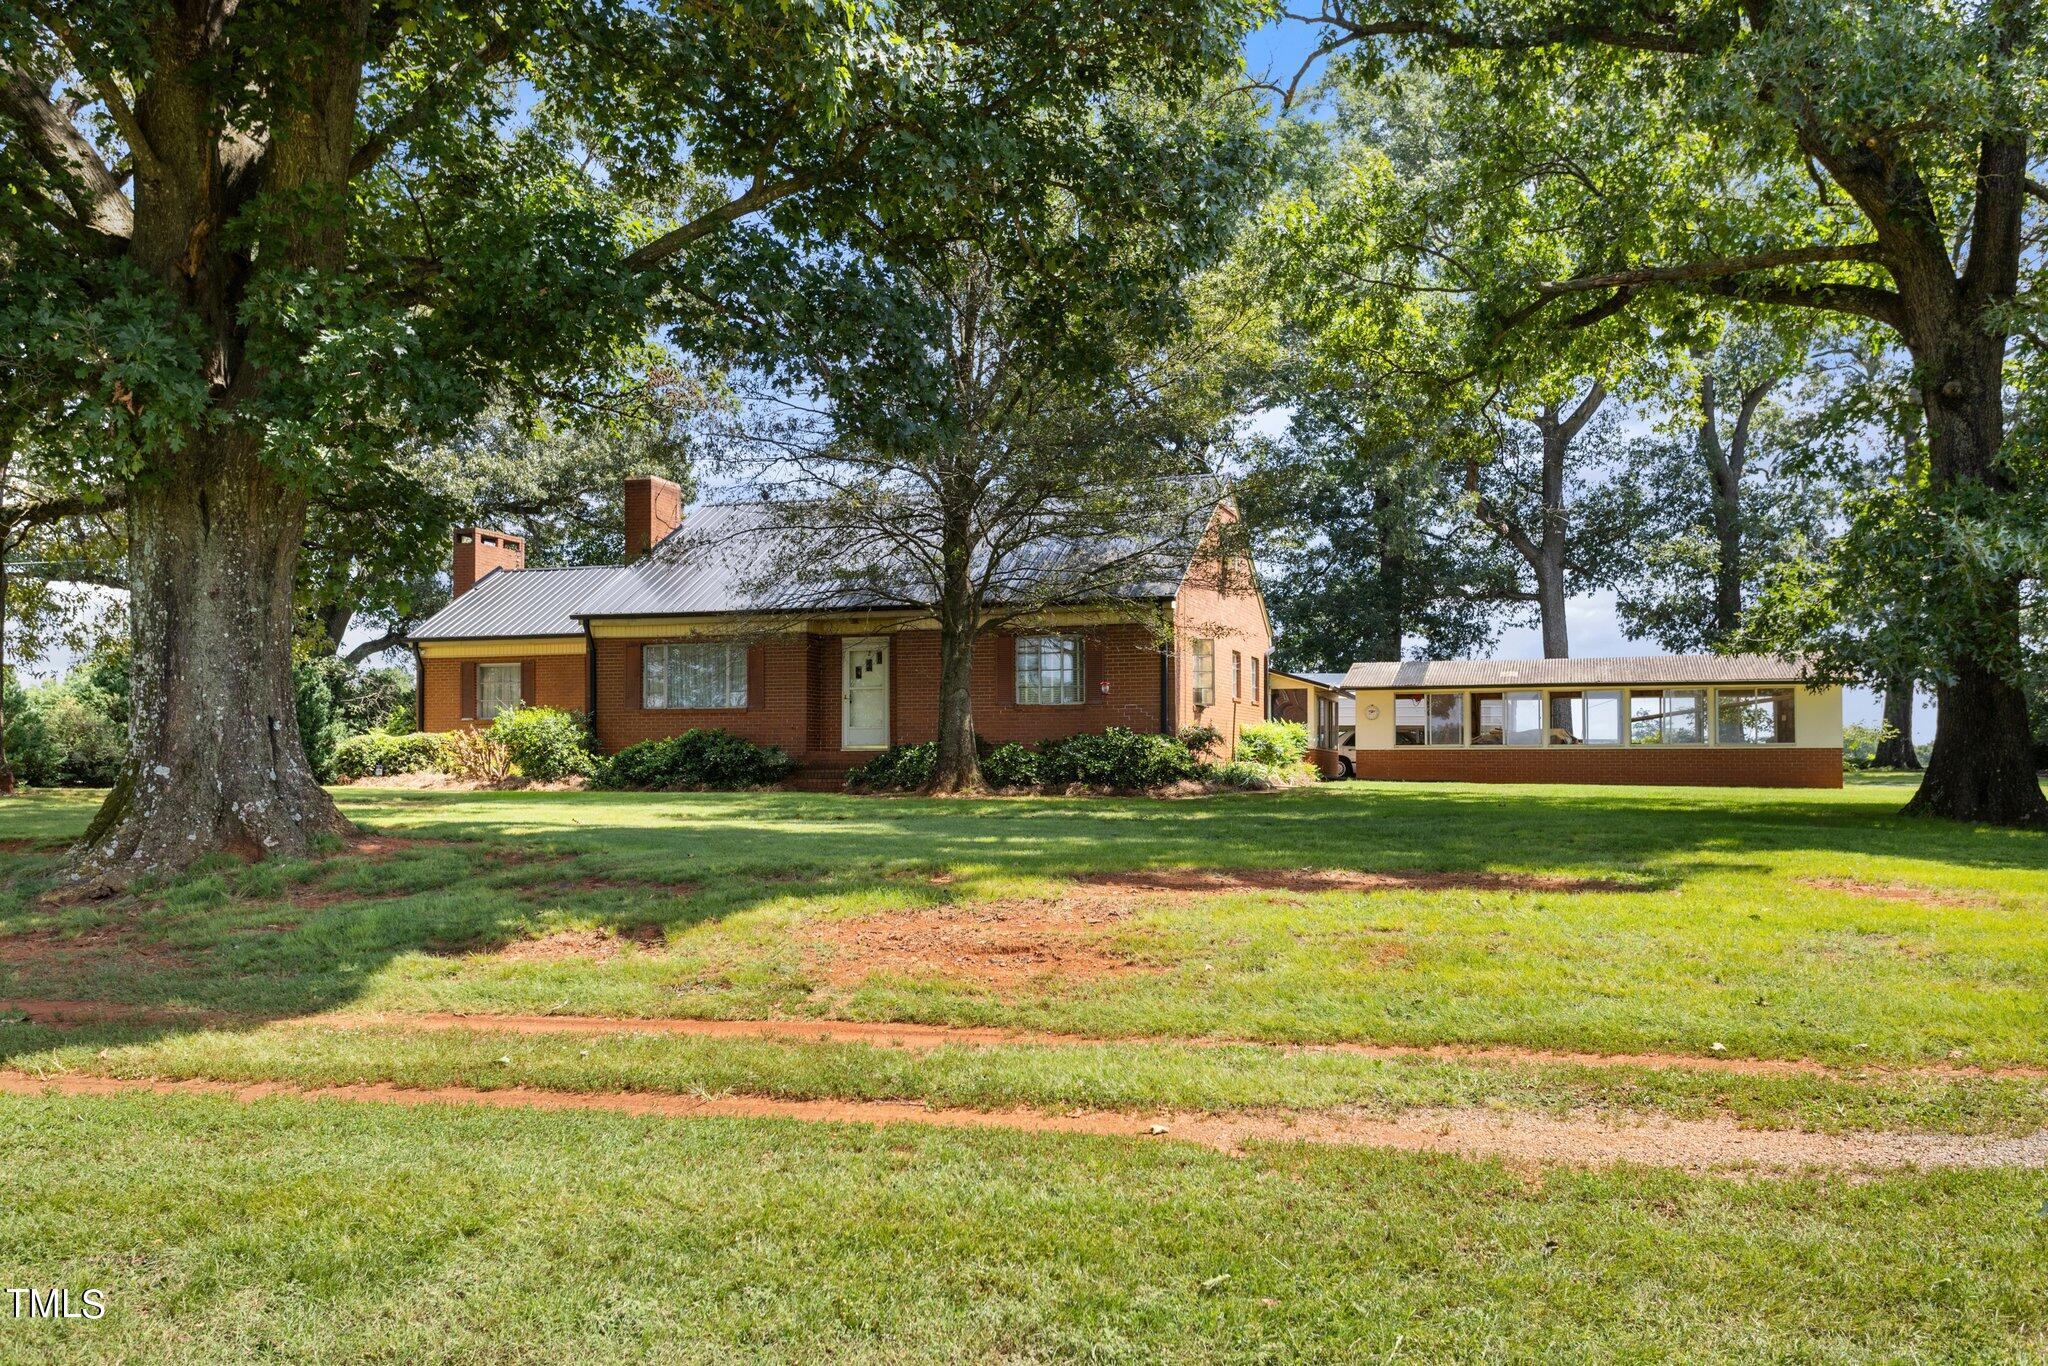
410, 642, 424, 732
582, 620, 599, 748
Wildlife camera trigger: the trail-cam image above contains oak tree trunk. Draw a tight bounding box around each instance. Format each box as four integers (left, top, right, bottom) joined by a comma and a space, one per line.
930, 618, 982, 794
1896, 254, 2047, 825
73, 435, 353, 887
0, 553, 13, 795
1873, 678, 1919, 771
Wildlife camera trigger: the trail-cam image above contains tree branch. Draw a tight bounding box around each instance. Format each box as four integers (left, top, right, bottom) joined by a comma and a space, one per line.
0, 66, 133, 241
622, 174, 817, 273
349, 22, 521, 177
1287, 7, 1712, 56
25, 1, 160, 181
1535, 242, 1884, 297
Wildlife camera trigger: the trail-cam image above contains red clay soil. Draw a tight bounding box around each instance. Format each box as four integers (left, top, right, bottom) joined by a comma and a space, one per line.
9, 997, 2045, 1082
1, 1068, 2040, 1172
1076, 869, 1642, 896
807, 899, 1154, 987
1798, 877, 2002, 911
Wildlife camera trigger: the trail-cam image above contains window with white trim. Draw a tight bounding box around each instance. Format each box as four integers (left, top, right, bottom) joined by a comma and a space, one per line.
1191, 640, 1215, 707
643, 641, 747, 709
1548, 689, 1623, 744
476, 663, 522, 720
1015, 634, 1081, 705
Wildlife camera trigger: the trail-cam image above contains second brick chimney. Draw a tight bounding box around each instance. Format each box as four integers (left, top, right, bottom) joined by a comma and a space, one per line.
452, 527, 526, 597
624, 475, 682, 562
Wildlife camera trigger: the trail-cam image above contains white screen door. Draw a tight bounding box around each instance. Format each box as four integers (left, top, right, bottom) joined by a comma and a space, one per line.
842, 637, 890, 749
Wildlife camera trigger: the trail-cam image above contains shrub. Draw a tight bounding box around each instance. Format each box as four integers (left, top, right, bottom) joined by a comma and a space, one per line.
845, 742, 936, 792
490, 706, 595, 780
292, 657, 351, 782
1236, 720, 1309, 767
596, 729, 795, 790
978, 741, 1039, 789
440, 727, 512, 784
21, 676, 126, 786
1035, 727, 1203, 789
1176, 724, 1223, 759
332, 730, 445, 780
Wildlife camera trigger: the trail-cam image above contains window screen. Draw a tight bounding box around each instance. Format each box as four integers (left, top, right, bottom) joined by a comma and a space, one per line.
1505, 691, 1544, 746
1393, 693, 1427, 746
1191, 640, 1215, 707
1427, 692, 1463, 746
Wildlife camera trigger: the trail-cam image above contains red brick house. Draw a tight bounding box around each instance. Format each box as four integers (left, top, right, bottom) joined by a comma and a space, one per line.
410, 478, 1273, 780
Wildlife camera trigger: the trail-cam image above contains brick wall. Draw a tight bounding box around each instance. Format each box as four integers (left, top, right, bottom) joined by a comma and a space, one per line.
420, 651, 587, 732
592, 634, 810, 754
1350, 744, 1842, 789
591, 624, 1169, 764
1170, 508, 1273, 759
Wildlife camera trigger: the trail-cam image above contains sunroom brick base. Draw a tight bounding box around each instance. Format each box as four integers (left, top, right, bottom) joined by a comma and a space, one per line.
1350, 745, 1842, 789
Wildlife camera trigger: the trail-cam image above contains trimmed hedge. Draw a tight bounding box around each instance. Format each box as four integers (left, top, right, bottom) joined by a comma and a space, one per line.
596, 729, 795, 790
332, 730, 445, 780
852, 728, 1202, 792
1034, 727, 1204, 788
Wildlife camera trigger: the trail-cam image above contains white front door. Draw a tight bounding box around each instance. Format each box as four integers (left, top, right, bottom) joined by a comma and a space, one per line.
842, 637, 890, 749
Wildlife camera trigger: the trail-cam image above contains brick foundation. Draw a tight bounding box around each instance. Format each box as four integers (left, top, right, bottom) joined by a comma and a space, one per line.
1349, 744, 1842, 789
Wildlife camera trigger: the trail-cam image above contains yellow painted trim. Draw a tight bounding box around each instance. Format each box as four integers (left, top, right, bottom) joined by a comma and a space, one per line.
419, 638, 587, 659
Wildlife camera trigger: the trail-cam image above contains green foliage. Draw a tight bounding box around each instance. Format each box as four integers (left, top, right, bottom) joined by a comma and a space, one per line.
488, 708, 596, 782
596, 730, 795, 791
12, 674, 126, 787
1176, 725, 1224, 759
438, 729, 512, 786
978, 743, 1041, 789
1034, 728, 1204, 789
1842, 722, 1897, 771
293, 659, 351, 784
1236, 721, 1309, 767
332, 732, 446, 782
845, 744, 938, 793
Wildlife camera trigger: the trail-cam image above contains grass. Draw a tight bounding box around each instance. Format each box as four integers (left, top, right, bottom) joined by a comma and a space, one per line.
3, 1091, 2045, 1363
2, 775, 2046, 1356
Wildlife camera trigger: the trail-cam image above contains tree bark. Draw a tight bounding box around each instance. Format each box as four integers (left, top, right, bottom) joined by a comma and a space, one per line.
0, 550, 14, 795
73, 434, 353, 887
927, 493, 984, 795
1873, 678, 1919, 771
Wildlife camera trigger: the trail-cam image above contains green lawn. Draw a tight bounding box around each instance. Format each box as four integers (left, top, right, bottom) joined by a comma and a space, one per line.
2, 776, 2046, 1358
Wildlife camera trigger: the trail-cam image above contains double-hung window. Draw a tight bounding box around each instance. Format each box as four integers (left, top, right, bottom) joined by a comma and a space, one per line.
475, 663, 522, 720
643, 641, 747, 709
1191, 640, 1215, 707
1016, 634, 1082, 705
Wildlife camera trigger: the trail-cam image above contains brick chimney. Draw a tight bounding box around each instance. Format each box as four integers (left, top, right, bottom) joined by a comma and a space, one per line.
451, 527, 526, 597
623, 475, 682, 562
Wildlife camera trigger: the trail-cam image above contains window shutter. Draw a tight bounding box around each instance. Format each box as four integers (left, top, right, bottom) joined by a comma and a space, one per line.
460, 661, 477, 720
996, 634, 1015, 706
746, 644, 765, 710
1085, 636, 1106, 707
626, 643, 645, 708
519, 659, 536, 706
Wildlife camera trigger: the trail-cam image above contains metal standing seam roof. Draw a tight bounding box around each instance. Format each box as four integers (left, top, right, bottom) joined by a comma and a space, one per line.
571, 501, 1199, 620
408, 564, 624, 641
1339, 655, 1812, 691
410, 500, 1228, 639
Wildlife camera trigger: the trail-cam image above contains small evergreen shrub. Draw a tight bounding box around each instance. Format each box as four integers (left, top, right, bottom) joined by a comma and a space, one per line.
490, 706, 596, 780
845, 742, 937, 792
1176, 724, 1223, 759
439, 728, 512, 784
1035, 727, 1203, 788
1215, 759, 1283, 789
1236, 720, 1309, 767
332, 730, 445, 780
978, 742, 1040, 789
596, 729, 795, 790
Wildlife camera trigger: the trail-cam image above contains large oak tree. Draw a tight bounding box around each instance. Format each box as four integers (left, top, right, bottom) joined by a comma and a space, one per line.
0, 0, 1258, 883
1289, 0, 2048, 826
